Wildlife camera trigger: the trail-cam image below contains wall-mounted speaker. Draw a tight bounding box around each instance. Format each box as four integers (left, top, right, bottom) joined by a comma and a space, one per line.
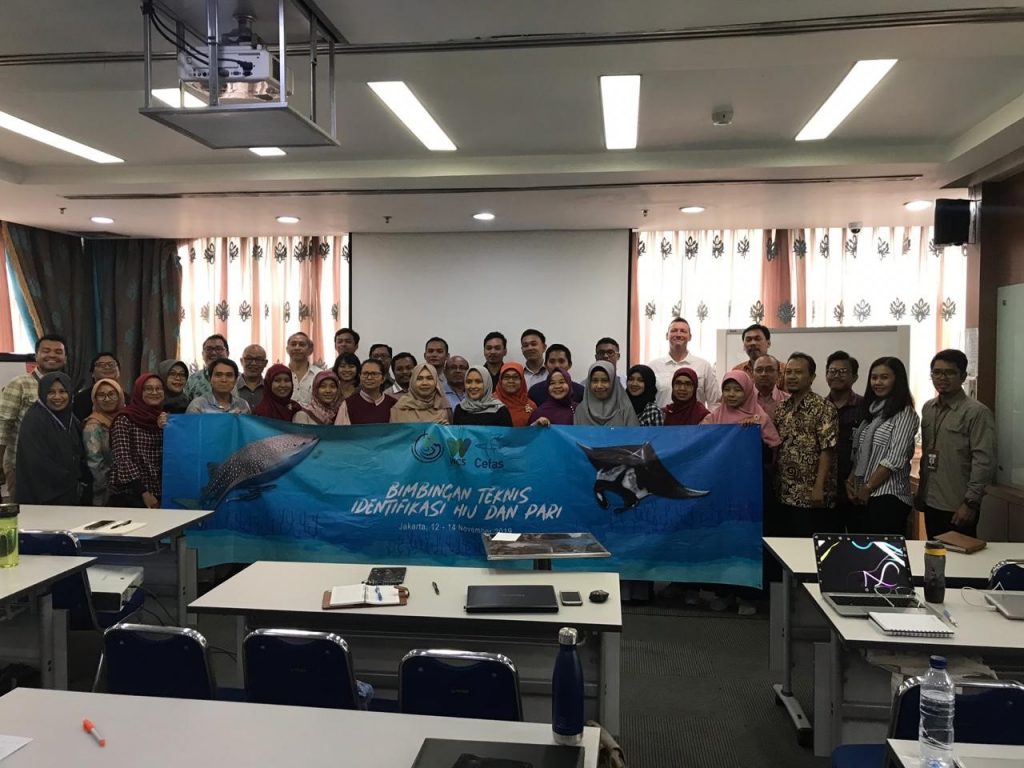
934, 198, 976, 246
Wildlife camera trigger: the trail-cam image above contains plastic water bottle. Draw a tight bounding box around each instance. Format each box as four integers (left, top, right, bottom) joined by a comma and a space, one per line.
0, 503, 18, 569
920, 655, 955, 768
551, 627, 584, 745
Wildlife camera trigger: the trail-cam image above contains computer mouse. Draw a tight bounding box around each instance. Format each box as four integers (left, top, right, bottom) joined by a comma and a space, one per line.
589, 589, 609, 603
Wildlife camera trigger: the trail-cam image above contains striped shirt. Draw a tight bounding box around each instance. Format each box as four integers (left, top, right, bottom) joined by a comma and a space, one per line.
851, 405, 920, 505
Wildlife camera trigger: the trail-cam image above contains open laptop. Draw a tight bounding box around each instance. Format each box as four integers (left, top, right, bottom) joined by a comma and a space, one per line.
465, 585, 559, 614
813, 533, 928, 617
984, 591, 1024, 620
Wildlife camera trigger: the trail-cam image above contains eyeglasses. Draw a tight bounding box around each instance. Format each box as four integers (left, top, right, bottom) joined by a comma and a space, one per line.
203, 345, 227, 354
94, 361, 118, 371
242, 357, 267, 364
167, 370, 187, 379
141, 386, 163, 395
96, 392, 120, 401
361, 371, 382, 378
930, 369, 961, 379
825, 368, 851, 377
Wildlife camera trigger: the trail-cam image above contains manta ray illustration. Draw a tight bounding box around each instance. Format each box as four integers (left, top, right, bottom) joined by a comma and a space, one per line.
577, 442, 709, 512
176, 433, 320, 509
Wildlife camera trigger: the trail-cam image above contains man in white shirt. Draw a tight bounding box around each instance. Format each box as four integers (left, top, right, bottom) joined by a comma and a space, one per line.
648, 317, 720, 407
287, 331, 323, 406
520, 328, 548, 389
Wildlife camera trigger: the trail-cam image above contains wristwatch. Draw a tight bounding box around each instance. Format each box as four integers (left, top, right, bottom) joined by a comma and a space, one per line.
964, 498, 981, 512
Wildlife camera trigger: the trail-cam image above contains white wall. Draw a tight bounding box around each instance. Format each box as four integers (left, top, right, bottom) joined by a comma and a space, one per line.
352, 231, 630, 375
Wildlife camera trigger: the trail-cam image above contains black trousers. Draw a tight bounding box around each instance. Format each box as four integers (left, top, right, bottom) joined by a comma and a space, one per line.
847, 494, 911, 535
107, 491, 146, 508
924, 504, 979, 539
776, 503, 842, 538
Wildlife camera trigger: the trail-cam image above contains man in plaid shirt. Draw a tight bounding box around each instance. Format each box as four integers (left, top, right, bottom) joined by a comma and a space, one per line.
0, 334, 68, 500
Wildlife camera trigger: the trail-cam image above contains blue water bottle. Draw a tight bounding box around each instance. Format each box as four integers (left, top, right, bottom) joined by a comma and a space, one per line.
552, 627, 584, 745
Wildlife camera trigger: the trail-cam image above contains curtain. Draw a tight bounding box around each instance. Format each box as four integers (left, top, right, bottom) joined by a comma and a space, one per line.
633, 226, 967, 410
178, 235, 349, 371
2, 221, 95, 385
86, 238, 182, 380
0, 246, 14, 352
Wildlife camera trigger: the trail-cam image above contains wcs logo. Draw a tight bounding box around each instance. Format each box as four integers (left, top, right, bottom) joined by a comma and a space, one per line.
447, 438, 472, 464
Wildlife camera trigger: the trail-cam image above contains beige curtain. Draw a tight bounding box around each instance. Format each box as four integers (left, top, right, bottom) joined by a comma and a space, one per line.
178, 235, 350, 370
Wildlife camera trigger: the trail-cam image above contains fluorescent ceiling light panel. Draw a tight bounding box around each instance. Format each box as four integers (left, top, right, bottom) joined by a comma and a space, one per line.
0, 110, 123, 163
151, 88, 205, 109
679, 206, 705, 214
600, 75, 641, 150
904, 200, 932, 211
276, 215, 300, 224
249, 147, 286, 157
367, 81, 456, 151
795, 59, 897, 141
473, 212, 495, 221
90, 216, 114, 224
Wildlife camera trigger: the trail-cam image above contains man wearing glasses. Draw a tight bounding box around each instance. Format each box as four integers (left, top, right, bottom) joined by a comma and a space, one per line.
825, 351, 864, 532
916, 349, 995, 538
235, 344, 268, 409
443, 356, 470, 410
185, 334, 230, 401
73, 351, 121, 423
595, 337, 626, 386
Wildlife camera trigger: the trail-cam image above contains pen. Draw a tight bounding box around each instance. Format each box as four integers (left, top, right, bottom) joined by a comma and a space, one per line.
432, 581, 440, 595
83, 719, 106, 747
942, 609, 958, 627
109, 520, 132, 529
374, 586, 382, 601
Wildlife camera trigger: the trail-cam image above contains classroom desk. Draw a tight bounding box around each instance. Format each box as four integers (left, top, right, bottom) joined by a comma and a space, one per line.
804, 584, 1024, 756
887, 738, 1024, 767
0, 687, 601, 768
189, 560, 622, 734
762, 536, 1023, 745
18, 504, 213, 624
0, 554, 95, 688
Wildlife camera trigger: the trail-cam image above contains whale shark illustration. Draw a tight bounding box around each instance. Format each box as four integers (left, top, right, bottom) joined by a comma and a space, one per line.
177, 433, 320, 509
577, 441, 709, 512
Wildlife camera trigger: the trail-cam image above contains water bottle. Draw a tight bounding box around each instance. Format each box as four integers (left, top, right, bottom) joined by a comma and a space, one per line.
551, 627, 584, 745
0, 503, 18, 568
924, 541, 947, 603
919, 655, 955, 768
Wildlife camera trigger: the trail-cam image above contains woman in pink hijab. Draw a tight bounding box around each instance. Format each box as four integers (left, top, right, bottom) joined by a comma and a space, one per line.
702, 370, 781, 448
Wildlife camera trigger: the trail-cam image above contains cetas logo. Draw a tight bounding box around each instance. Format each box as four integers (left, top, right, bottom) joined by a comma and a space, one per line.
411, 433, 444, 463
447, 438, 472, 458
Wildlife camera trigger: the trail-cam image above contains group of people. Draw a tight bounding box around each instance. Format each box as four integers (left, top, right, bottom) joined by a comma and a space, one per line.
0, 319, 995, 543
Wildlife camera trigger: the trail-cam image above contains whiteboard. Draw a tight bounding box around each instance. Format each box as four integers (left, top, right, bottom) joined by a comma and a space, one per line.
716, 326, 911, 398
352, 231, 630, 376
996, 285, 1024, 489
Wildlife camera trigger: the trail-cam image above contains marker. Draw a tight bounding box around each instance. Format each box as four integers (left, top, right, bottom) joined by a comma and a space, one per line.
432, 581, 440, 595
83, 719, 106, 747
109, 520, 132, 529
942, 609, 958, 627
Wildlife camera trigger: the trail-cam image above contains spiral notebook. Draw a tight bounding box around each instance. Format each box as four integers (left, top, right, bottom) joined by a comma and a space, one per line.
868, 611, 954, 638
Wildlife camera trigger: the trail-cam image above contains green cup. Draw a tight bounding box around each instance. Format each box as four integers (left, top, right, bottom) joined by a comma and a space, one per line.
0, 503, 19, 568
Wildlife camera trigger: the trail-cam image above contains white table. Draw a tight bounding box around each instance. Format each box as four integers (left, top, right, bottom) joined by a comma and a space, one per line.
0, 554, 95, 688
18, 504, 213, 624
762, 536, 1024, 746
190, 560, 622, 733
888, 739, 1024, 766
0, 687, 600, 767
805, 584, 1024, 756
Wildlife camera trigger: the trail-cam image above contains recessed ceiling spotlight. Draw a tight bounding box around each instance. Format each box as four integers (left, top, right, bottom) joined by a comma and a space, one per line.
903, 200, 932, 211
249, 147, 286, 157
90, 216, 114, 224
276, 215, 300, 224
473, 212, 495, 221
679, 206, 705, 214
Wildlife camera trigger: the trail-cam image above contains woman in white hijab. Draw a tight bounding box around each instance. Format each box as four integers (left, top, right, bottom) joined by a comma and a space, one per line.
574, 361, 640, 427
390, 363, 452, 424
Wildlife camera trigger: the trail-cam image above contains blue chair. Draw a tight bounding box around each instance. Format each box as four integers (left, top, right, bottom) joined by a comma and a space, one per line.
104, 623, 214, 700
243, 628, 362, 710
831, 677, 1024, 768
988, 560, 1024, 591
399, 649, 522, 721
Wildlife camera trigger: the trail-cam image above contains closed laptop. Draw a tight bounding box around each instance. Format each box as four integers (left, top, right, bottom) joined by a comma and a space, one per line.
411, 738, 583, 768
465, 584, 559, 614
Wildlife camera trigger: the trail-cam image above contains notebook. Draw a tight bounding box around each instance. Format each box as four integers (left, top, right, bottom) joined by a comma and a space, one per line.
934, 530, 987, 554
868, 611, 954, 637
321, 584, 408, 610
410, 738, 583, 768
465, 585, 559, 614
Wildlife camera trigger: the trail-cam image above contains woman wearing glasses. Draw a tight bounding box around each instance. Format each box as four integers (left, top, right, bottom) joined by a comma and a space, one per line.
336, 359, 396, 425
109, 374, 168, 509
158, 359, 191, 414
82, 378, 126, 506
847, 356, 920, 534
72, 352, 121, 423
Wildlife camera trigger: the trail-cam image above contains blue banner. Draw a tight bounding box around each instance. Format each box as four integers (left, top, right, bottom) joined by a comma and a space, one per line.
163, 415, 764, 586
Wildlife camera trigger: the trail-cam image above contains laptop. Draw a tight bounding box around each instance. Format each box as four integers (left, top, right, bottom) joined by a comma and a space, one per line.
984, 591, 1024, 620
813, 533, 928, 617
465, 585, 559, 614
411, 738, 583, 768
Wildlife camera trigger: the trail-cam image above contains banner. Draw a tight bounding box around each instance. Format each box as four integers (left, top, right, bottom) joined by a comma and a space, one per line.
163, 415, 764, 586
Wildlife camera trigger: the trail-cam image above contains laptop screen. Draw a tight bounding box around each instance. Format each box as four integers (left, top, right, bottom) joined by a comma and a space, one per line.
813, 533, 914, 594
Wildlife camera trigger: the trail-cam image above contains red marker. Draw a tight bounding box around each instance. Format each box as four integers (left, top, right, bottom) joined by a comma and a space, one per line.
83, 719, 106, 747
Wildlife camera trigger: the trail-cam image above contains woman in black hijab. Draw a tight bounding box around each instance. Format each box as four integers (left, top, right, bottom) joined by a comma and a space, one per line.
15, 371, 85, 504
626, 364, 664, 426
